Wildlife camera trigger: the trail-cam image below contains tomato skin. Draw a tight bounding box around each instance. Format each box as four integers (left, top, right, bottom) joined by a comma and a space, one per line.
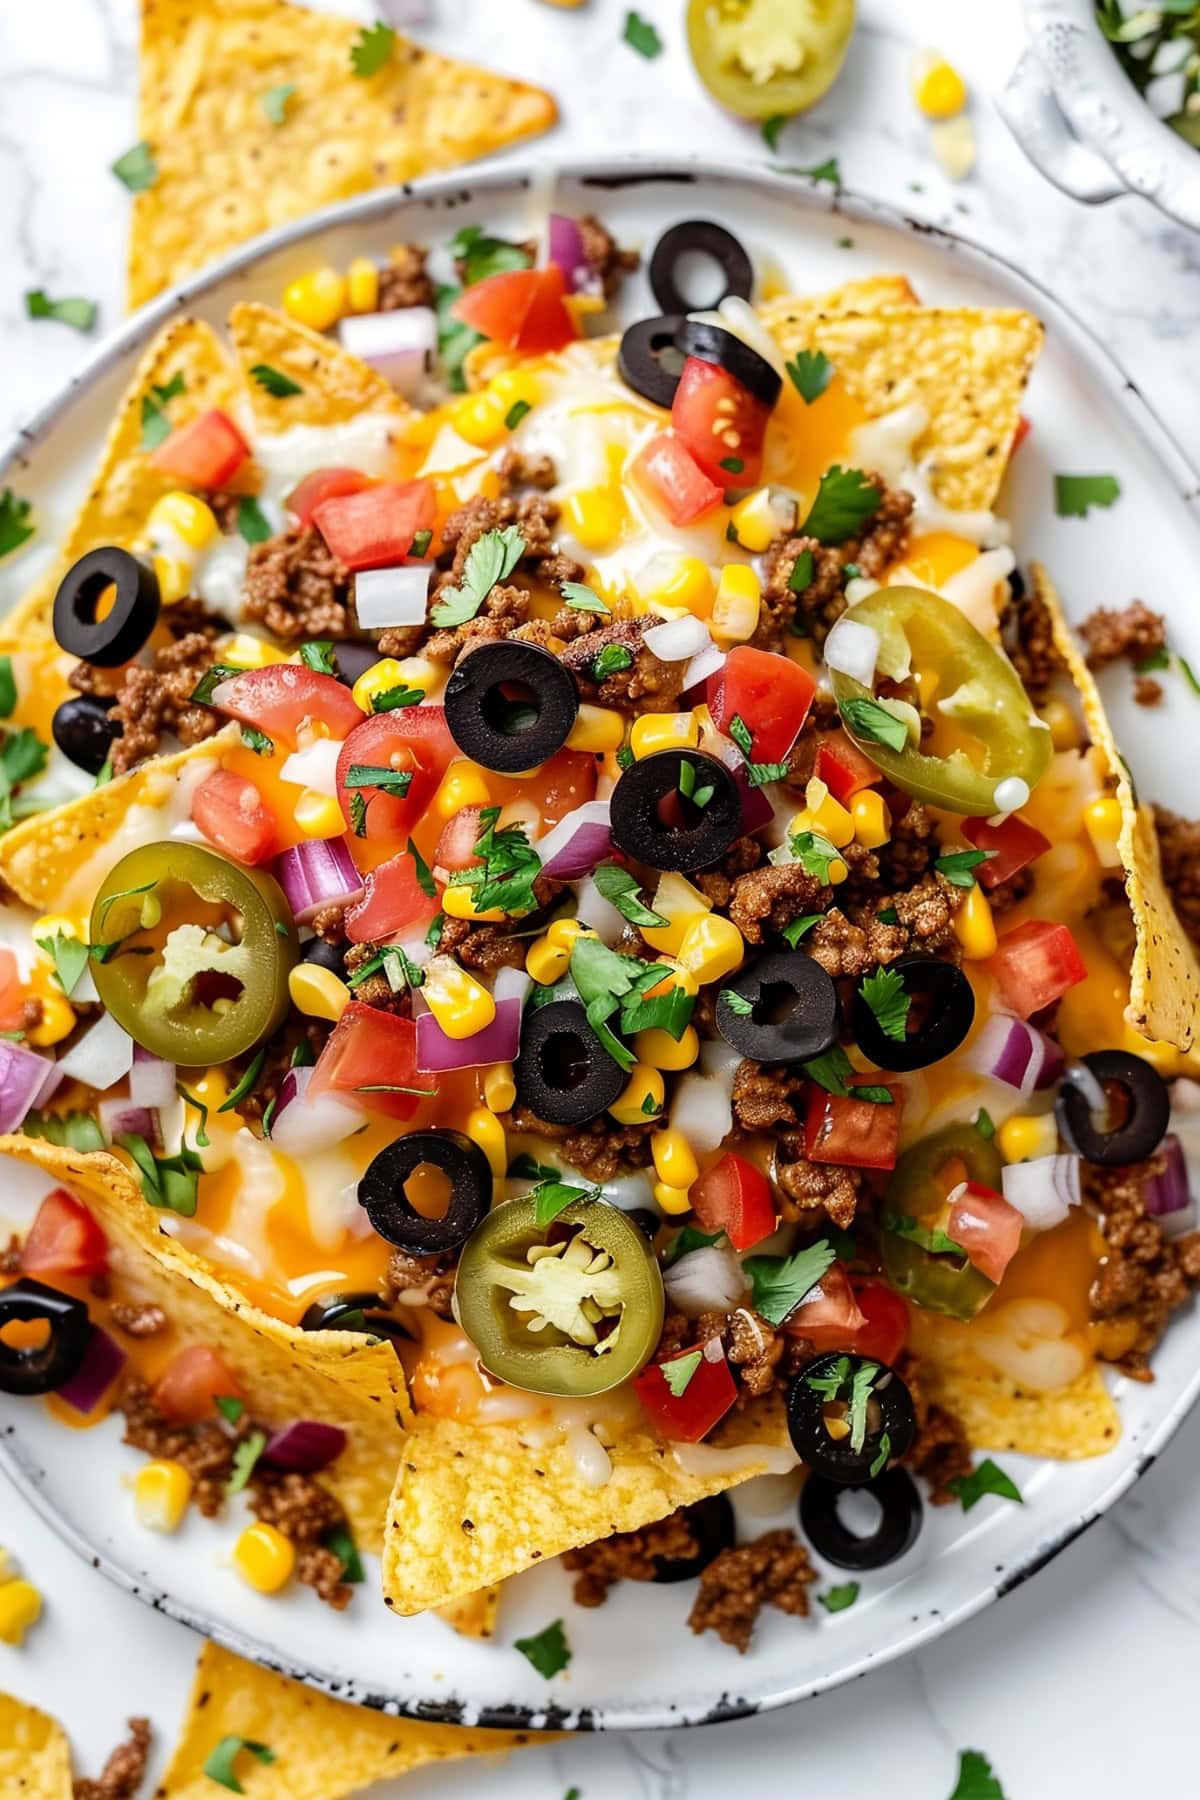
452, 266, 579, 354
19, 1189, 107, 1281
633, 1346, 737, 1442
631, 432, 724, 526
488, 749, 598, 830
781, 1261, 866, 1348
689, 1151, 776, 1252
191, 769, 277, 866
804, 1077, 904, 1171
947, 1182, 1024, 1285
0, 947, 25, 1034
150, 409, 250, 490
961, 813, 1051, 890
433, 803, 485, 875
312, 479, 436, 572
987, 919, 1088, 1019
707, 645, 818, 765
814, 733, 882, 805
672, 356, 770, 487
213, 664, 365, 750
309, 1001, 432, 1120
1012, 414, 1032, 453
287, 467, 372, 526
344, 848, 440, 944
336, 707, 457, 844
153, 1345, 241, 1425
848, 1277, 910, 1365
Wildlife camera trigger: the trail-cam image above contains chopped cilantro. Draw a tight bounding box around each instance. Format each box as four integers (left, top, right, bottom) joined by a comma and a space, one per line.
839, 696, 909, 753
720, 988, 754, 1016
974, 1107, 996, 1141
788, 828, 843, 882
0, 657, 14, 718
0, 729, 49, 831
202, 1735, 276, 1795
641, 1090, 661, 1116
411, 528, 432, 558
249, 362, 303, 398
623, 9, 663, 57
408, 839, 436, 899
299, 640, 335, 675
424, 909, 444, 950
25, 290, 97, 332
878, 905, 900, 925
325, 1524, 364, 1584
662, 1350, 702, 1397
804, 1355, 850, 1400
858, 966, 910, 1042
664, 1225, 723, 1267
728, 713, 791, 787
788, 547, 815, 593
190, 663, 239, 705
615, 742, 634, 770
720, 456, 745, 475
762, 113, 789, 151
449, 224, 533, 286
786, 349, 836, 405
818, 1582, 860, 1613
345, 762, 413, 796
34, 932, 89, 998
885, 1212, 965, 1258
350, 20, 395, 77
236, 496, 272, 544
801, 465, 882, 545
435, 283, 483, 393
947, 1458, 1023, 1514
744, 1240, 836, 1325
220, 1046, 268, 1114
847, 1358, 878, 1453
531, 1178, 601, 1226
240, 724, 273, 756
1135, 645, 1170, 673
261, 83, 296, 124
869, 1429, 891, 1479
118, 1132, 203, 1217
804, 1043, 893, 1105
782, 912, 822, 947
112, 141, 158, 192
796, 155, 842, 185
936, 847, 995, 888
430, 525, 524, 627
0, 490, 35, 560
22, 1110, 105, 1152
947, 1751, 1007, 1800
593, 862, 668, 928
513, 1617, 572, 1679
177, 1085, 211, 1148
505, 399, 532, 431
370, 682, 425, 712
592, 643, 633, 682
508, 1153, 560, 1183
214, 1395, 244, 1425
138, 373, 185, 451
448, 806, 542, 915
1054, 473, 1121, 518
561, 581, 609, 614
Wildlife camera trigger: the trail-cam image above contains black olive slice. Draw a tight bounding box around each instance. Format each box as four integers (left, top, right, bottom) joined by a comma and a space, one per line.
617, 314, 685, 408
609, 750, 741, 873
800, 1468, 923, 1571
0, 1278, 91, 1397
301, 936, 348, 979
675, 317, 782, 409
787, 1353, 916, 1485
625, 1207, 663, 1244
53, 547, 161, 668
851, 954, 975, 1073
330, 642, 384, 690
444, 640, 579, 774
514, 998, 627, 1126
1057, 1050, 1170, 1166
358, 1129, 492, 1253
650, 1494, 737, 1583
51, 693, 120, 776
715, 951, 839, 1063
649, 221, 754, 318
299, 1290, 408, 1343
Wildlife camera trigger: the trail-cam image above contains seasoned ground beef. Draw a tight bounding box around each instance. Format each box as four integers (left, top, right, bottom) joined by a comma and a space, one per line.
1134, 674, 1164, 707
724, 1305, 787, 1397
495, 448, 557, 494
160, 593, 226, 640
856, 872, 963, 954
204, 490, 244, 537
72, 1717, 151, 1800
774, 1138, 863, 1230
731, 1059, 806, 1132
694, 835, 766, 909
1154, 807, 1200, 947
1001, 583, 1069, 701
109, 1301, 166, 1338
377, 242, 435, 311
231, 1018, 331, 1123
688, 1528, 816, 1652
1080, 599, 1165, 671
872, 799, 940, 890
420, 581, 532, 664
559, 617, 684, 714
550, 602, 603, 641
727, 863, 829, 946
438, 492, 560, 580
987, 865, 1035, 915
563, 1507, 700, 1606
81, 633, 222, 774
383, 1247, 456, 1318
805, 906, 908, 977
902, 1357, 974, 1504
0, 1233, 20, 1274
342, 942, 412, 1016
243, 523, 353, 641
577, 213, 640, 300
434, 915, 538, 974
309, 901, 348, 943
1084, 1155, 1200, 1377
758, 478, 914, 649
120, 1377, 236, 1517
504, 1105, 654, 1181
249, 1467, 352, 1610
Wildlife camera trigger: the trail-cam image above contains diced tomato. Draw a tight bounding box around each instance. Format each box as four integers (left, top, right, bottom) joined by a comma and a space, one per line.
707, 645, 818, 765
987, 919, 1088, 1019
1012, 414, 1032, 454
336, 707, 457, 845
153, 1345, 241, 1425
213, 664, 364, 750
672, 356, 770, 488
19, 1189, 107, 1281
631, 432, 724, 527
689, 1151, 776, 1252
947, 1182, 1023, 1286
780, 1261, 865, 1348
344, 847, 441, 945
434, 803, 486, 875
814, 733, 882, 806
633, 1345, 737, 1443
962, 813, 1051, 890
309, 1002, 433, 1120
451, 266, 579, 355
848, 1277, 910, 1365
804, 1076, 904, 1171
150, 409, 250, 490
286, 466, 372, 526
0, 947, 25, 1034
488, 748, 598, 833
191, 769, 277, 866
312, 479, 436, 572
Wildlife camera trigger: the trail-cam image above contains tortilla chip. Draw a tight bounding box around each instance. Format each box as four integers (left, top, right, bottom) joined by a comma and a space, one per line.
436, 1586, 501, 1640
757, 273, 920, 319
130, 0, 557, 308
158, 1642, 539, 1800
915, 1342, 1121, 1460
1034, 563, 1200, 1051
0, 1692, 73, 1800
0, 1135, 407, 1548
228, 304, 410, 434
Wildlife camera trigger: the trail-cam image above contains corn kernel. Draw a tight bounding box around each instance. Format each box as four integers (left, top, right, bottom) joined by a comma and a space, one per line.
912, 51, 968, 121
0, 1579, 42, 1646
488, 368, 542, 413
645, 956, 699, 998
676, 913, 745, 984
441, 884, 507, 922
652, 1128, 700, 1190
293, 788, 346, 839
133, 1459, 193, 1533
640, 872, 712, 955
220, 632, 286, 671
32, 913, 79, 944
1083, 795, 1124, 868
483, 1062, 516, 1112
629, 711, 700, 761
288, 962, 350, 1023
566, 705, 626, 754
729, 488, 781, 554
827, 856, 849, 885
466, 1106, 506, 1178
147, 491, 218, 550
564, 487, 624, 550
654, 1181, 693, 1216
953, 882, 997, 960
153, 553, 193, 606
851, 789, 892, 849
526, 934, 571, 986
1039, 697, 1081, 751
634, 1023, 700, 1071
434, 761, 493, 818
643, 555, 715, 617
423, 955, 496, 1039
712, 562, 761, 643
609, 1062, 666, 1126
346, 257, 381, 314
452, 392, 509, 449
547, 918, 592, 953
802, 779, 856, 848
998, 1113, 1059, 1164
352, 657, 410, 714
282, 267, 346, 331
28, 992, 75, 1048
233, 1521, 296, 1594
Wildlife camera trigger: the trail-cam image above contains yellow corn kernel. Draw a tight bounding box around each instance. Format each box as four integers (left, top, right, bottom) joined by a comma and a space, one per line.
27, 992, 75, 1048
954, 883, 997, 960
452, 391, 509, 449
1039, 697, 1081, 751
640, 871, 712, 955
489, 367, 542, 413
220, 632, 287, 672
153, 553, 193, 606
441, 884, 507, 922
282, 267, 346, 331
802, 779, 856, 848
526, 934, 571, 986
423, 957, 496, 1039
912, 51, 968, 120
998, 1112, 1059, 1164
644, 555, 715, 617
564, 486, 624, 550
634, 1023, 700, 1071
1083, 795, 1124, 869
547, 918, 593, 953
434, 761, 494, 818
630, 711, 701, 761
233, 1521, 296, 1594
466, 1106, 506, 1178
483, 1062, 516, 1113
645, 956, 698, 998
609, 1062, 666, 1126
133, 1459, 193, 1534
293, 789, 346, 839
352, 657, 408, 714
651, 1128, 700, 1190
147, 490, 218, 551
288, 962, 350, 1023
851, 789, 892, 849
711, 562, 761, 643
0, 1579, 42, 1646
729, 488, 780, 554
567, 704, 626, 754
346, 256, 381, 314
654, 1181, 693, 1216
676, 913, 745, 985
32, 913, 79, 944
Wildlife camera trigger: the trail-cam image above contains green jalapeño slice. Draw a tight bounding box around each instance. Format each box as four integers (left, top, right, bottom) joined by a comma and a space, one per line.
89, 841, 298, 1066
879, 1121, 1004, 1320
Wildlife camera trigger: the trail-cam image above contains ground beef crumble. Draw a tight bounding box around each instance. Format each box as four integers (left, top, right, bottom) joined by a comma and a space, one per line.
383, 1247, 456, 1318
242, 523, 353, 641
902, 1355, 975, 1504
727, 863, 830, 946
504, 1104, 654, 1181
563, 1507, 701, 1605
1154, 807, 1200, 948
72, 1717, 150, 1800
1084, 1155, 1200, 1377
688, 1529, 816, 1652
230, 1018, 331, 1124
759, 478, 914, 649
377, 242, 436, 311
342, 941, 412, 1015
1080, 599, 1165, 672
109, 1302, 166, 1338
1000, 581, 1069, 701
71, 632, 221, 773
559, 617, 684, 714
120, 1378, 237, 1518
248, 1467, 353, 1609
774, 1137, 864, 1230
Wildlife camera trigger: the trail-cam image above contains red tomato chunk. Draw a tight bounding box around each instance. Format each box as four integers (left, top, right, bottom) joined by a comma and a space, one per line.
20, 1189, 107, 1281
633, 1345, 737, 1442
987, 919, 1088, 1018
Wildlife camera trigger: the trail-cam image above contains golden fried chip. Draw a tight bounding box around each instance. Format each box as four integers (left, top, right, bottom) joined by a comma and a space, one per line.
914, 1344, 1121, 1460
228, 303, 410, 433
0, 1692, 73, 1800
436, 1586, 501, 1640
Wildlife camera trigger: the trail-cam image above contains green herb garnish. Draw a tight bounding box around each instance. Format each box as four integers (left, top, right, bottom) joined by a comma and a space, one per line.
249, 363, 303, 398
430, 525, 524, 628
935, 848, 995, 888
261, 83, 296, 124
744, 1241, 836, 1326
839, 697, 909, 753
947, 1458, 1023, 1514
350, 21, 395, 77
623, 9, 663, 56
138, 372, 185, 451
662, 1351, 702, 1397
112, 141, 158, 192
801, 465, 881, 545
592, 643, 633, 682
1054, 473, 1121, 518
25, 290, 97, 332
857, 966, 910, 1042
513, 1617, 572, 1679
236, 496, 272, 545
593, 863, 668, 928
531, 1178, 602, 1227
561, 581, 609, 614
786, 349, 836, 405
202, 1736, 276, 1794
819, 1582, 860, 1613
299, 640, 335, 674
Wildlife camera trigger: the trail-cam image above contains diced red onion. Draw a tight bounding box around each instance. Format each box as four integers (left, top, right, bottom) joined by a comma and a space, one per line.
416, 997, 522, 1072
0, 1042, 62, 1134
669, 1069, 733, 1156
1002, 1153, 1080, 1232
537, 801, 613, 879
98, 1099, 158, 1145
270, 1064, 363, 1155
280, 737, 343, 797
664, 1243, 746, 1316
823, 616, 880, 687
274, 837, 364, 925
354, 564, 431, 630
338, 308, 436, 398
493, 965, 532, 1008
1036, 1036, 1066, 1090
57, 1324, 125, 1414
681, 641, 726, 700
263, 1418, 347, 1473
966, 1014, 1059, 1100
130, 1046, 176, 1112
716, 738, 774, 832
57, 1013, 134, 1092
642, 616, 712, 663
29, 1060, 64, 1113
547, 213, 599, 296
1145, 1134, 1191, 1220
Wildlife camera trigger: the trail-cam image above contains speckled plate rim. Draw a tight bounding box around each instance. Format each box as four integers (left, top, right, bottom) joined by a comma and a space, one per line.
1, 152, 1198, 1734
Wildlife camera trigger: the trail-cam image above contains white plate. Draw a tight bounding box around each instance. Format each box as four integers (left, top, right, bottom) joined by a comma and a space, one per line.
2, 155, 1199, 1732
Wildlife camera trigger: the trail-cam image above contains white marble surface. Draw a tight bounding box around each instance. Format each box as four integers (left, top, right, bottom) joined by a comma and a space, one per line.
2, 0, 1200, 1793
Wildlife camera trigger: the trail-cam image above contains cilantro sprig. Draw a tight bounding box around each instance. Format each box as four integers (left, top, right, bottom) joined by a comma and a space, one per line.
935, 848, 995, 889
1054, 473, 1121, 518
593, 863, 668, 928
786, 349, 836, 405
249, 362, 303, 398
946, 1458, 1023, 1514
350, 21, 395, 77
25, 290, 97, 332
448, 806, 542, 915
839, 697, 909, 753
857, 966, 910, 1043
0, 492, 34, 561
138, 372, 185, 451
744, 1241, 836, 1326
804, 1043, 893, 1106
430, 525, 524, 628
728, 713, 791, 786
513, 1617, 572, 1679
801, 465, 882, 545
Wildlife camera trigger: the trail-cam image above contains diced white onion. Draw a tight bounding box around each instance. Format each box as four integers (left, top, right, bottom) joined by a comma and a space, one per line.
338, 308, 436, 399
57, 1013, 135, 1092
1002, 1153, 1081, 1232
572, 873, 627, 946
991, 776, 1031, 817
822, 616, 880, 687
129, 1049, 176, 1112
354, 564, 430, 630
493, 965, 532, 1008
687, 295, 786, 380
280, 737, 344, 796
682, 641, 726, 692
669, 1070, 733, 1156
643, 615, 712, 663
663, 1243, 747, 1317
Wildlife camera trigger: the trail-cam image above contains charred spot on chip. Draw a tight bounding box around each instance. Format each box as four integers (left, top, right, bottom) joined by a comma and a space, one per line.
851, 954, 975, 1073
53, 546, 161, 668
609, 750, 741, 872
648, 220, 754, 317
674, 316, 782, 408
0, 1277, 92, 1396
715, 950, 839, 1063
52, 693, 121, 776
800, 1467, 923, 1570
444, 639, 579, 773
617, 313, 685, 408
514, 998, 627, 1126
358, 1130, 492, 1254
787, 1353, 915, 1485
1056, 1049, 1170, 1167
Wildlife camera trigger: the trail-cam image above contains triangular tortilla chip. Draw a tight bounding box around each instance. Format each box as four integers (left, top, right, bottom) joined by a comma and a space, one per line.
228, 303, 411, 433
0, 1692, 73, 1800
436, 1585, 501, 1640
130, 0, 557, 308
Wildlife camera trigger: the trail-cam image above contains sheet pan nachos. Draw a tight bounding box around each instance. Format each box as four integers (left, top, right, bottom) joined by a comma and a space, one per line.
1, 202, 1199, 1673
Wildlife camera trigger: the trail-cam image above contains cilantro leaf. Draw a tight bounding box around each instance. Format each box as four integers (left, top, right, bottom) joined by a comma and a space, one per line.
847, 1358, 879, 1454
728, 713, 792, 788
449, 224, 533, 286
818, 1582, 860, 1613
190, 663, 239, 706
663, 1225, 723, 1267
593, 863, 668, 928
623, 9, 663, 57
0, 490, 35, 560
974, 1107, 996, 1141
885, 1212, 966, 1258
202, 1736, 276, 1795
593, 643, 633, 682
804, 1355, 850, 1400
299, 640, 335, 675
788, 548, 815, 594
261, 83, 296, 124
947, 1750, 1007, 1800
22, 1110, 105, 1152
250, 362, 303, 398
214, 1394, 243, 1424
0, 657, 15, 719
370, 682, 425, 712
869, 1429, 892, 1479
430, 525, 525, 627
801, 465, 882, 545
788, 828, 843, 882
236, 496, 272, 545
935, 848, 995, 889
112, 141, 157, 192
325, 1524, 365, 1584
743, 1240, 836, 1326
786, 349, 836, 405
662, 1350, 702, 1397
118, 1133, 203, 1217
1054, 473, 1121, 518
947, 1458, 1023, 1514
513, 1617, 572, 1679
350, 21, 395, 77
408, 839, 436, 898
505, 399, 532, 431
25, 290, 97, 332
720, 456, 745, 475
719, 988, 754, 1016
435, 283, 483, 393
762, 113, 789, 152
858, 966, 910, 1043
0, 729, 48, 831
561, 581, 609, 614
782, 912, 822, 947
531, 1179, 601, 1227
34, 932, 90, 998
449, 806, 542, 915
803, 1043, 893, 1105
226, 1430, 268, 1496
792, 156, 842, 185
138, 373, 185, 451
508, 1153, 560, 1183
345, 762, 413, 797
839, 697, 909, 753
240, 725, 272, 756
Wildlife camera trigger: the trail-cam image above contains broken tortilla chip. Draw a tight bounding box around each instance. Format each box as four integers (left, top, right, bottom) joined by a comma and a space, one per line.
436, 1586, 501, 1640
130, 0, 557, 308
0, 1692, 73, 1800
913, 1337, 1121, 1461
228, 303, 410, 433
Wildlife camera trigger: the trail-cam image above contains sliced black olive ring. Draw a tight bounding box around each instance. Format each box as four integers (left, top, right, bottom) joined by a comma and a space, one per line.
358, 1129, 492, 1254
514, 997, 628, 1126
609, 750, 742, 873
617, 313, 685, 409
331, 641, 384, 690
650, 1493, 737, 1583
851, 953, 975, 1073
299, 1291, 409, 1343
0, 1278, 92, 1397
444, 639, 579, 774
1057, 1049, 1170, 1167
800, 1467, 924, 1571
301, 936, 349, 979
787, 1352, 916, 1485
675, 317, 782, 409
51, 693, 120, 776
53, 546, 161, 668
715, 950, 839, 1064
648, 220, 754, 318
